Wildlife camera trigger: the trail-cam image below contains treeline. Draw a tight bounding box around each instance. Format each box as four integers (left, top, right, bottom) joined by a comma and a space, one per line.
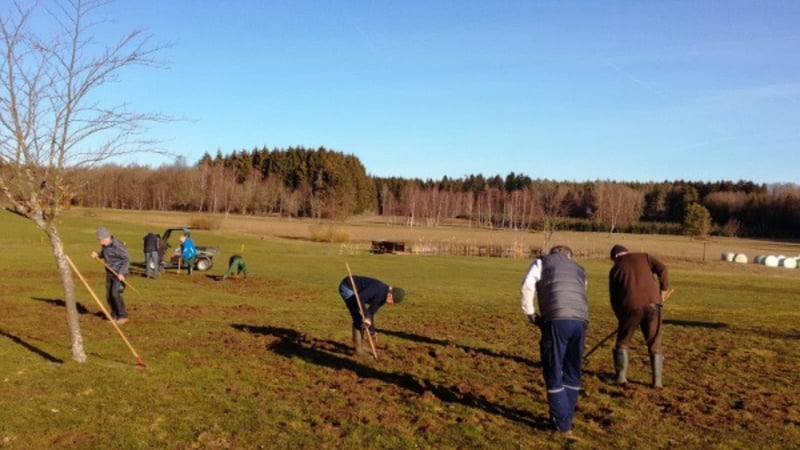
64, 146, 800, 239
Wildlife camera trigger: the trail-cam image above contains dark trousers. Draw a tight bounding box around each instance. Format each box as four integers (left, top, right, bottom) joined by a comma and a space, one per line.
540, 319, 586, 432
105, 273, 128, 319
615, 304, 662, 355
339, 283, 373, 332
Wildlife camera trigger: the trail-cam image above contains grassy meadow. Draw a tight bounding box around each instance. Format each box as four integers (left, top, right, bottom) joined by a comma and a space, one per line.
1, 208, 799, 449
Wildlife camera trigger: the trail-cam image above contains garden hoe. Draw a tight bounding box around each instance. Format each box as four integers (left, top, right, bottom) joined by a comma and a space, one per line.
345, 263, 378, 361
92, 255, 140, 295
67, 255, 146, 369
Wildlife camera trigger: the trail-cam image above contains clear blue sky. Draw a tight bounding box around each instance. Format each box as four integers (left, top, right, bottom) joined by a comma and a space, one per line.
94, 1, 799, 184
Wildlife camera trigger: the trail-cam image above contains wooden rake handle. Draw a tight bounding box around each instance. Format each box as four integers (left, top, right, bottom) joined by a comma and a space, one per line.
345, 263, 378, 361
67, 255, 145, 368
92, 256, 140, 295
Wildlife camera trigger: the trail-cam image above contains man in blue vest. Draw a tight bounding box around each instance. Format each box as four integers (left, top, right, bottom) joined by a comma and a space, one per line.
520, 245, 589, 441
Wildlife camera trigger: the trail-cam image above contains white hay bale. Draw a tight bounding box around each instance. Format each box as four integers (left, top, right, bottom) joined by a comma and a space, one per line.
721, 252, 734, 262
780, 257, 797, 269
764, 255, 779, 267
733, 253, 748, 264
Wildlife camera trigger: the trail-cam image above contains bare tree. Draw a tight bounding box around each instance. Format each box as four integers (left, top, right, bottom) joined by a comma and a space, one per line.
594, 182, 644, 233
0, 0, 168, 362
532, 181, 569, 253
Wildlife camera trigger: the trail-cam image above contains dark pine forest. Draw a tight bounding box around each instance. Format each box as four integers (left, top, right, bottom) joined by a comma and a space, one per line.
65, 146, 800, 239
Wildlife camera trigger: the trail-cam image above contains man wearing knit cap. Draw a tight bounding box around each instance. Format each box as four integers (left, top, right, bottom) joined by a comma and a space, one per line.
608, 244, 670, 388
91, 227, 131, 325
338, 275, 404, 358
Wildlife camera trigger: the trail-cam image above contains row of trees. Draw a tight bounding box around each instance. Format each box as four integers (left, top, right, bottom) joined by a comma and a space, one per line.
64, 146, 800, 239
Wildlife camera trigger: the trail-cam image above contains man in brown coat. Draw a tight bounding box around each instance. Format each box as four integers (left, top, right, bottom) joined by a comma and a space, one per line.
608, 244, 670, 388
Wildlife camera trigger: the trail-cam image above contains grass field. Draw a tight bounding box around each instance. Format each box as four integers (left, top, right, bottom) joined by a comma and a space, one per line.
1, 208, 799, 449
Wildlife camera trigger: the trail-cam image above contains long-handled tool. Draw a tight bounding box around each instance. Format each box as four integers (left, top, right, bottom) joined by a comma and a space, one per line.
583, 328, 617, 360
584, 288, 675, 361
92, 256, 140, 295
345, 263, 378, 361
67, 255, 146, 369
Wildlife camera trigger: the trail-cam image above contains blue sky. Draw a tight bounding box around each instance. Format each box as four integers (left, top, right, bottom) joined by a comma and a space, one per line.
89, 1, 798, 183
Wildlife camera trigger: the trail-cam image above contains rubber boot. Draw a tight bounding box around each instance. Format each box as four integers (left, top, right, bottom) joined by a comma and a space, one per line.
651, 354, 664, 388
351, 328, 367, 357
613, 348, 629, 385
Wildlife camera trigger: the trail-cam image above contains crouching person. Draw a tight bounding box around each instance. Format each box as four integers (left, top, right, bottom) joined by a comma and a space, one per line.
338, 275, 404, 357
222, 254, 248, 280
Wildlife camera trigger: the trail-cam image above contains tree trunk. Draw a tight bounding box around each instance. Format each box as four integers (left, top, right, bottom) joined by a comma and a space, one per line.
45, 223, 87, 363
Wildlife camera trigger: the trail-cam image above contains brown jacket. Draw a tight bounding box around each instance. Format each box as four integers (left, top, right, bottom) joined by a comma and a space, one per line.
608, 253, 669, 315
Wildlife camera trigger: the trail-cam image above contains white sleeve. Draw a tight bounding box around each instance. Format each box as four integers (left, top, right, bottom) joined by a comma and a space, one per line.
520, 258, 542, 316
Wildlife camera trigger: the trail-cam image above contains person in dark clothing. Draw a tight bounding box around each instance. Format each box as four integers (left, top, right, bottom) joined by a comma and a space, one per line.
608, 244, 670, 388
222, 254, 248, 280
338, 275, 405, 357
143, 232, 161, 279
520, 245, 589, 440
91, 227, 131, 325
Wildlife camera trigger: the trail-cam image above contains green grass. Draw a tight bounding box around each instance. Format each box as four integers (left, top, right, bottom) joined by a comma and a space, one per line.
1, 209, 799, 449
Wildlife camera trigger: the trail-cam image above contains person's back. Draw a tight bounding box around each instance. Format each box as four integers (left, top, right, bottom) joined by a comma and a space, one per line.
609, 252, 667, 311
535, 252, 588, 322
608, 245, 669, 388
143, 232, 159, 253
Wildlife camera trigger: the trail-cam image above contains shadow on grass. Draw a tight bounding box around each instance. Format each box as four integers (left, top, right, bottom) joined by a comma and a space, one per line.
31, 297, 90, 314
231, 323, 551, 431
380, 328, 541, 369
663, 319, 728, 329
0, 328, 63, 363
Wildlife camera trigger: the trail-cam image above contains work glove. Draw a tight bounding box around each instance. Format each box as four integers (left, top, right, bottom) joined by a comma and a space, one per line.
363, 317, 372, 329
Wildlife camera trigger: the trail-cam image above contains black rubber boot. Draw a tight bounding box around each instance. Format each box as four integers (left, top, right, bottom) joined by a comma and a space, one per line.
651, 354, 664, 388
613, 348, 629, 385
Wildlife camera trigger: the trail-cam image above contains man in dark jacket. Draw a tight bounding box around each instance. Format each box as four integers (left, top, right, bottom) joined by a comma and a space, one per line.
91, 227, 131, 325
143, 232, 161, 279
520, 245, 588, 440
608, 244, 670, 388
338, 275, 404, 357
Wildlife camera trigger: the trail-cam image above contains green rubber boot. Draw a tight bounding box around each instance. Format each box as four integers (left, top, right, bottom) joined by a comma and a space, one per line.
651, 354, 664, 388
613, 348, 629, 385
352, 328, 368, 357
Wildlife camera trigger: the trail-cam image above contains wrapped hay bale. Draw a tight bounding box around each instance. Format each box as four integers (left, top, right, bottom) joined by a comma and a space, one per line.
764, 255, 779, 267
780, 257, 797, 269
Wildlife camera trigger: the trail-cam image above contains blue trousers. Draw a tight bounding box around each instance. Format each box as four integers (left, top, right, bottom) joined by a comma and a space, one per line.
539, 319, 586, 432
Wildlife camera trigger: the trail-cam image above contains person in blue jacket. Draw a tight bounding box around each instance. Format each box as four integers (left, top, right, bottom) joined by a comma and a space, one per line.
179, 232, 197, 275
338, 275, 405, 357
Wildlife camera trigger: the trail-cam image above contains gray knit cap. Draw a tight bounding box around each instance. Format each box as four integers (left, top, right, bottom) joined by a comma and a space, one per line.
96, 227, 111, 240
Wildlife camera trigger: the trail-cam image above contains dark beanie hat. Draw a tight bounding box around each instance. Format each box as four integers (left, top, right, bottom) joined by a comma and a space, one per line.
391, 287, 405, 304
610, 244, 628, 260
